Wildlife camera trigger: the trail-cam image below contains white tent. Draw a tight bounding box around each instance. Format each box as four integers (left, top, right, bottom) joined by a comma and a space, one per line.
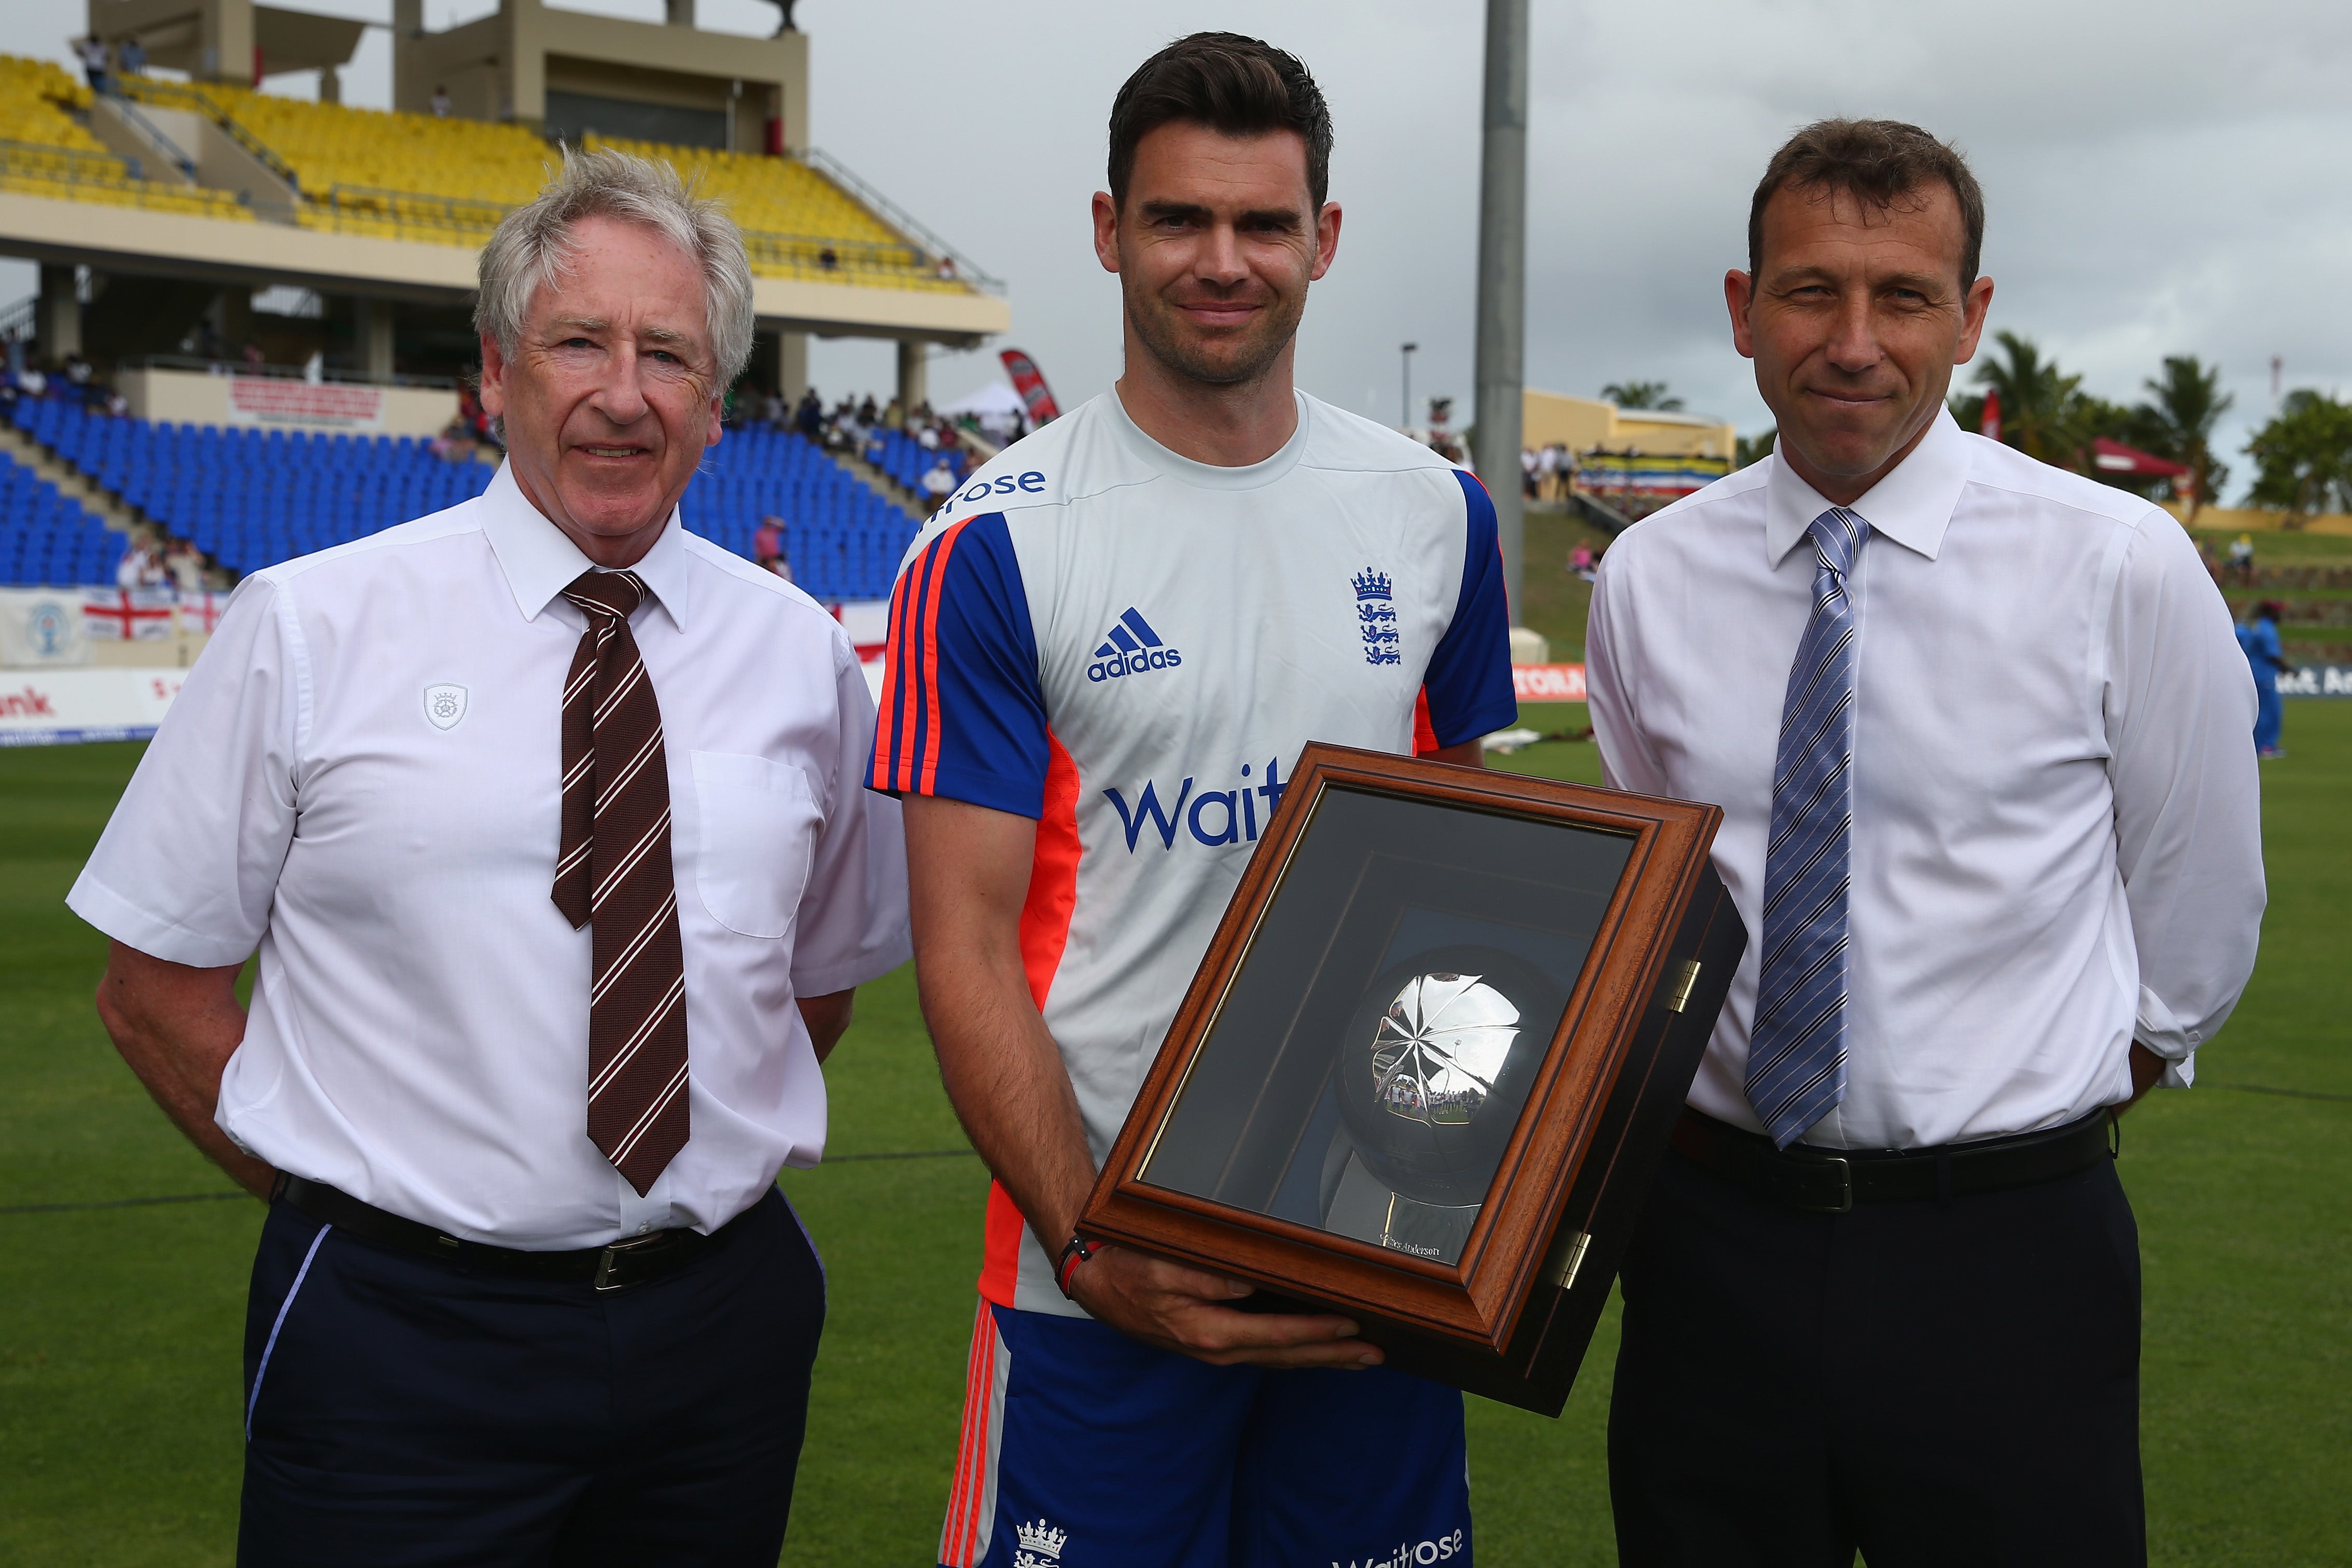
937, 380, 1027, 421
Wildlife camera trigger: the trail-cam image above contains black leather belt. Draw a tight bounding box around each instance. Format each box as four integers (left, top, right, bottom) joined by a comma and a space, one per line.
1671, 1107, 2115, 1213
277, 1174, 731, 1292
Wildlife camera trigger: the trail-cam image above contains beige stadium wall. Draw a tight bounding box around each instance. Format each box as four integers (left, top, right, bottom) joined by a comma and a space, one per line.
1523, 389, 1737, 458
2160, 501, 2352, 538
118, 367, 459, 437
1523, 390, 1615, 452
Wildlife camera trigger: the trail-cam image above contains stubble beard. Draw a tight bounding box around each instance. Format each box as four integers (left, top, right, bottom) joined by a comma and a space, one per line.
1123, 271, 1306, 391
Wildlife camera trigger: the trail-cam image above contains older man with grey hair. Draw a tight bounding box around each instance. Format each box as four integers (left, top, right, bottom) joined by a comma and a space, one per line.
70, 147, 908, 1563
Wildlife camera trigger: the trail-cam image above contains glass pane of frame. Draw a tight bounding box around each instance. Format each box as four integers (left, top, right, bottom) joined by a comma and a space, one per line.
1139, 785, 1635, 1265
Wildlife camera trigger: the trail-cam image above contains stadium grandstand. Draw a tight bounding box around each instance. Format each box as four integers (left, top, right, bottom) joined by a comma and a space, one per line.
0, 0, 1003, 656
0, 442, 121, 586
11, 394, 915, 600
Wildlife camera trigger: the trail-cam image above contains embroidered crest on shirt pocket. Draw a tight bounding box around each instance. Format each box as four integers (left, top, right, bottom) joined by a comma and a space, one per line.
691, 751, 819, 939
422, 683, 468, 731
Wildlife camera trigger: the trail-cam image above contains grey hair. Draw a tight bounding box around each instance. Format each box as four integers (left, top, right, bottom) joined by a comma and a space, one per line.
475, 145, 755, 389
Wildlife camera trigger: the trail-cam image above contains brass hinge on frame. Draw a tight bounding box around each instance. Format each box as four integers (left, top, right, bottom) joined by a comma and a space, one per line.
1661, 958, 1702, 1014
1546, 1228, 1593, 1293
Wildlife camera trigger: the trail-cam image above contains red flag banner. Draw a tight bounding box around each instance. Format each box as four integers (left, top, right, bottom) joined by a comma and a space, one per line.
1979, 388, 2003, 444
999, 349, 1061, 426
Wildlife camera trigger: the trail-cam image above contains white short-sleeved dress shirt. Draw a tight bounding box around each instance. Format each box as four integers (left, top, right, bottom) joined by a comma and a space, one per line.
1586, 410, 2264, 1150
70, 463, 911, 1247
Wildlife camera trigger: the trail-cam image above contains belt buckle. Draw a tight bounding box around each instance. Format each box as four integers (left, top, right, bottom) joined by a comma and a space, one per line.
593, 1232, 666, 1293
1795, 1155, 1853, 1214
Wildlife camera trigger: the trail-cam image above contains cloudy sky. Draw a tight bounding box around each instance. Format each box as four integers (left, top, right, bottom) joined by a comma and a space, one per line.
8, 0, 2350, 496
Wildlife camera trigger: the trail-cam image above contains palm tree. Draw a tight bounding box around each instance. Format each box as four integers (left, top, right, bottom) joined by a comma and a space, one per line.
1602, 381, 1684, 412
2246, 389, 2352, 518
2134, 357, 2233, 516
1973, 331, 2085, 465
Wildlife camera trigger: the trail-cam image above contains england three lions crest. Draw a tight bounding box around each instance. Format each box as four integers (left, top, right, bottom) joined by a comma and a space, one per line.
1353, 569, 1402, 666
1012, 1517, 1067, 1566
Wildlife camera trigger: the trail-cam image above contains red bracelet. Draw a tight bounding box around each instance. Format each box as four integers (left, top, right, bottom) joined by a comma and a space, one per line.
1056, 1236, 1101, 1299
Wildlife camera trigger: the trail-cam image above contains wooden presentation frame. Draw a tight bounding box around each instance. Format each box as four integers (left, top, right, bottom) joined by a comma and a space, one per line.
1079, 743, 1744, 1415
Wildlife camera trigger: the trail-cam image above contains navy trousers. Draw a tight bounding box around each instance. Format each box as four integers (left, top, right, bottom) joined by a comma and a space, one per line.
1608, 1145, 2145, 1567
238, 1187, 824, 1567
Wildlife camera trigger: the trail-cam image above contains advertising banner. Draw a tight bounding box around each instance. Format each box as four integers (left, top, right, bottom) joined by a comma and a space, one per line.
0, 587, 90, 666
998, 349, 1061, 426
2278, 665, 2352, 698
1511, 663, 1588, 703
227, 375, 386, 430
0, 667, 184, 745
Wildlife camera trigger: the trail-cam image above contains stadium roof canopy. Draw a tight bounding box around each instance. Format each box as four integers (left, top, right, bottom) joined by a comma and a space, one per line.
4, 0, 1006, 404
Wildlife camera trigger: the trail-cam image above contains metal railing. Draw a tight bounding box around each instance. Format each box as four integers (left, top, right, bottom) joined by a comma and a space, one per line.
119, 77, 301, 193
303, 181, 967, 291
307, 183, 509, 240
0, 139, 249, 215
739, 228, 937, 285
102, 90, 199, 183
799, 147, 1002, 294
0, 292, 34, 344
123, 353, 459, 391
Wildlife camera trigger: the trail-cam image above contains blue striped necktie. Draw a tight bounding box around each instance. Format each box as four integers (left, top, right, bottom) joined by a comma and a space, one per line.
1747, 507, 1868, 1149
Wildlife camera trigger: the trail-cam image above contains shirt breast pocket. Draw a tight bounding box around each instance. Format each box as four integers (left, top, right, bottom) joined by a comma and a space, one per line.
692, 751, 820, 940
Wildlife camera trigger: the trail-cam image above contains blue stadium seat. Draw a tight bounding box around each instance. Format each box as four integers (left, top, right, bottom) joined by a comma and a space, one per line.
11, 401, 914, 599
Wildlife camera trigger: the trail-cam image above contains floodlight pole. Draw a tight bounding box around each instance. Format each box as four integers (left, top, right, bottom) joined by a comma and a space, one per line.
1401, 342, 1418, 429
1472, 0, 1528, 625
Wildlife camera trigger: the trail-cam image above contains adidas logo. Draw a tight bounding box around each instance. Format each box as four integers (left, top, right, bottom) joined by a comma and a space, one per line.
1086, 607, 1183, 683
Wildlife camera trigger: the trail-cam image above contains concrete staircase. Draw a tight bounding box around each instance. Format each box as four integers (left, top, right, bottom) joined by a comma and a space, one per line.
0, 418, 156, 548
827, 443, 930, 522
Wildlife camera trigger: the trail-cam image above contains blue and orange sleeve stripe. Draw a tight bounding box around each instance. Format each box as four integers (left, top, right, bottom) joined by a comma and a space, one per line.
867, 514, 1051, 817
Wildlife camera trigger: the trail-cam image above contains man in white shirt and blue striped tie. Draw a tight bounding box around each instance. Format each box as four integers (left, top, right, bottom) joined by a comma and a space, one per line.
1587, 119, 2262, 1566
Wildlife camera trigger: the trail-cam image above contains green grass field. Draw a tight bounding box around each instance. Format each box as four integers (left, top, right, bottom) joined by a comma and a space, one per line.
3, 706, 2345, 1565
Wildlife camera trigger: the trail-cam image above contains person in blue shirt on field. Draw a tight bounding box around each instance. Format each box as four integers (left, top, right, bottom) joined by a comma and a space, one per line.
2236, 599, 2290, 758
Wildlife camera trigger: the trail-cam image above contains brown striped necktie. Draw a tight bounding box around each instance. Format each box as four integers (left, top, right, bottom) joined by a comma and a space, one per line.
552, 569, 689, 1195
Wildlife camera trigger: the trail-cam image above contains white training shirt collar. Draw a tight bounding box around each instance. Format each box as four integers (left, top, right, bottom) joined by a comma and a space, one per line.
478, 460, 693, 632
1105, 384, 1311, 491
1763, 406, 1971, 567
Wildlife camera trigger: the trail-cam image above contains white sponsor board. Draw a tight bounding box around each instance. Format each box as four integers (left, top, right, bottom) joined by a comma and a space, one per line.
2278, 664, 2352, 698
0, 587, 90, 666
0, 667, 184, 745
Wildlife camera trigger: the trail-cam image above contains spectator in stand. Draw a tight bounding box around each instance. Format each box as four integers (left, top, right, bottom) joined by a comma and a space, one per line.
1569, 540, 1595, 581
241, 342, 266, 371
794, 389, 823, 440
429, 418, 477, 463
921, 455, 955, 510
2237, 600, 2291, 759
115, 541, 153, 590
752, 514, 786, 573
119, 35, 147, 76
17, 364, 46, 398
2225, 533, 2255, 586
79, 35, 110, 94
431, 85, 452, 117
164, 539, 206, 594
